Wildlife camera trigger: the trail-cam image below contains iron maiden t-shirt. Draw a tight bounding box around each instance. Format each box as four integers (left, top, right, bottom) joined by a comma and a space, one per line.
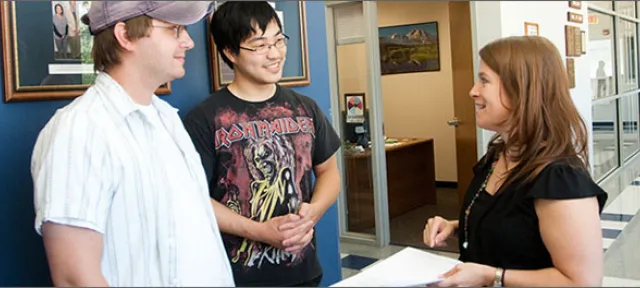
183, 85, 341, 286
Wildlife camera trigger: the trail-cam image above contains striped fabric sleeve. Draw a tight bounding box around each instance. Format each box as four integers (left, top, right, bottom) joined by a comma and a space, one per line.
32, 109, 114, 236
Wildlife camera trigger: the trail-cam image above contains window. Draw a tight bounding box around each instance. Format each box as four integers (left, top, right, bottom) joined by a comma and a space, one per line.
588, 2, 640, 181
592, 100, 619, 180
617, 19, 638, 93
619, 93, 640, 160
588, 11, 616, 99
590, 1, 613, 11
615, 1, 636, 18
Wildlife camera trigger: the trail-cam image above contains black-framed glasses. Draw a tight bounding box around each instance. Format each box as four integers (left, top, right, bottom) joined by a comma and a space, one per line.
152, 24, 185, 39
240, 34, 289, 54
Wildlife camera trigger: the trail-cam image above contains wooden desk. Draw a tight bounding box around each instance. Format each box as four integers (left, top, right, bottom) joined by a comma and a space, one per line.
344, 138, 436, 232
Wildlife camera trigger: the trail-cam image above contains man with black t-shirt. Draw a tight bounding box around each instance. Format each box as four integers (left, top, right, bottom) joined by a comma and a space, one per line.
183, 1, 341, 287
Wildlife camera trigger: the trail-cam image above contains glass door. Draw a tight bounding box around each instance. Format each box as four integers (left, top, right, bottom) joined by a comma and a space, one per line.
326, 1, 389, 246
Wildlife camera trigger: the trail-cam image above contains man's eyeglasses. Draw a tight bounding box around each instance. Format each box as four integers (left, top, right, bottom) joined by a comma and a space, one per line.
152, 24, 185, 39
240, 35, 289, 54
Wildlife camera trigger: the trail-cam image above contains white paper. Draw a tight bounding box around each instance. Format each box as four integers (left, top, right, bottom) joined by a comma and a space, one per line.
332, 247, 461, 287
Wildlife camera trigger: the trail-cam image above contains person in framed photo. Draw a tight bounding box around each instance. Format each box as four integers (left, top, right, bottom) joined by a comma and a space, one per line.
31, 1, 234, 286
65, 0, 81, 59
183, 1, 342, 287
52, 3, 69, 59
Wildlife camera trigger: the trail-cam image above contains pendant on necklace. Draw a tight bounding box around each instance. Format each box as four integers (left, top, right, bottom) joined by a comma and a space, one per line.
462, 241, 468, 249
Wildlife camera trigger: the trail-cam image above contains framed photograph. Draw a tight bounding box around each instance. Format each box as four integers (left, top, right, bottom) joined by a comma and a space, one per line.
379, 22, 440, 75
524, 22, 539, 36
345, 93, 365, 124
207, 1, 310, 91
568, 1, 582, 10
1, 1, 171, 102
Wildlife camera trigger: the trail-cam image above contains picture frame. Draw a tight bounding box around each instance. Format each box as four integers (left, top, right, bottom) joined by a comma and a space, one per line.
1, 1, 171, 102
524, 22, 539, 36
207, 1, 310, 91
378, 21, 440, 75
344, 93, 365, 124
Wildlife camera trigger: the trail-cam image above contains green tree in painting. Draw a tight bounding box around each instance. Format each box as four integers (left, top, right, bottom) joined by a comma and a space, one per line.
79, 21, 96, 84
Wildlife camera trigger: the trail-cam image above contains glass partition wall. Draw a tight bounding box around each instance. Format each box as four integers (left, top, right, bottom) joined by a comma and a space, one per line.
589, 1, 640, 181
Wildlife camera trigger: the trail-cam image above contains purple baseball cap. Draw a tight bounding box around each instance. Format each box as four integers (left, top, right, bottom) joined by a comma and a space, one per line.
81, 1, 214, 34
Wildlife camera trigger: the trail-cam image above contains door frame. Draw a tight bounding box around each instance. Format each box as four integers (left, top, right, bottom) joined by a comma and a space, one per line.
325, 1, 390, 247
450, 1, 480, 206
469, 1, 494, 159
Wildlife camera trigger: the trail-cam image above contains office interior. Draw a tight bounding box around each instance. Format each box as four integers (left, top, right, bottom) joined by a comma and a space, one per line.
331, 1, 640, 286
333, 1, 466, 252
1, 1, 640, 287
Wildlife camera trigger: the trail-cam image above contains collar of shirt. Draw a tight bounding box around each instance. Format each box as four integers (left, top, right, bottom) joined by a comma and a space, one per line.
94, 72, 179, 120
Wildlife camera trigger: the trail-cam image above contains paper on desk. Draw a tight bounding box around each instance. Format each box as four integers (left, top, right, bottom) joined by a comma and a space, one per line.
332, 247, 461, 287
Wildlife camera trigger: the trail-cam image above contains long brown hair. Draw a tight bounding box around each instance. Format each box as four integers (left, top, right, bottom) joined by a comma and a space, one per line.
480, 36, 589, 189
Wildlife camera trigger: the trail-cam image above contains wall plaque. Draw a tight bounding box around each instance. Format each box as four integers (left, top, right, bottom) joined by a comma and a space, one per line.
568, 1, 582, 10
568, 11, 584, 23
566, 58, 575, 89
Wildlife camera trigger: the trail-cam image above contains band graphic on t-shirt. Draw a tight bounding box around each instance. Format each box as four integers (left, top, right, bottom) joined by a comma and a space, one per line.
213, 111, 317, 270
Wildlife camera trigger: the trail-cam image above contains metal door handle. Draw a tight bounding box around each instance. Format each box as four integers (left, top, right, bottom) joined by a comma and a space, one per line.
447, 117, 460, 127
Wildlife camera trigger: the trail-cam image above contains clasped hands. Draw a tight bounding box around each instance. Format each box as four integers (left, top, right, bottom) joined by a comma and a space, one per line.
261, 203, 319, 254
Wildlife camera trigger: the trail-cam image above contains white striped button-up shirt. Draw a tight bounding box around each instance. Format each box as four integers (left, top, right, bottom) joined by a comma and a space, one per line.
31, 73, 234, 286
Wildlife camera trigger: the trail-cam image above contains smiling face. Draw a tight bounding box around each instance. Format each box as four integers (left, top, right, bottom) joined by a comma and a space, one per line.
224, 20, 287, 86
131, 19, 194, 83
469, 60, 512, 133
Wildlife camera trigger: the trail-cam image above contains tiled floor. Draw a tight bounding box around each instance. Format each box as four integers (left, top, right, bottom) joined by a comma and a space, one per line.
337, 153, 640, 286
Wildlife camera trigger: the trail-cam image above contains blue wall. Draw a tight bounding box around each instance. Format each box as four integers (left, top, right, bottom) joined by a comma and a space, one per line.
0, 2, 341, 286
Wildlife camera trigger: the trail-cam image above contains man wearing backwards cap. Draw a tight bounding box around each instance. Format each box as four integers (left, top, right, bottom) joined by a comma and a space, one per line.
31, 1, 234, 287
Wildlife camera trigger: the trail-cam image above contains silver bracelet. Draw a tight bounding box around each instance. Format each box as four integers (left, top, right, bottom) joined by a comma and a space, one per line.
493, 267, 504, 287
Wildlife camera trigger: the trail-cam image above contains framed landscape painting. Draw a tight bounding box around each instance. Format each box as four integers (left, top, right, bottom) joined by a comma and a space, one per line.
379, 22, 440, 75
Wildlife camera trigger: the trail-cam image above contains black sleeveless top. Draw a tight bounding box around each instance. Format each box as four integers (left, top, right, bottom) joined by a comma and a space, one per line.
457, 153, 608, 269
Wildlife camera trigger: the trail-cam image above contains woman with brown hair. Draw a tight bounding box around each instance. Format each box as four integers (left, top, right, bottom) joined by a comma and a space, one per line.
52, 3, 69, 59
423, 36, 607, 287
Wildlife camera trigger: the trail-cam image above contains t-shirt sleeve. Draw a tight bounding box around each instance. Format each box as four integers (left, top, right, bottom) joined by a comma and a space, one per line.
526, 162, 608, 212
183, 106, 216, 190
308, 99, 341, 166
32, 110, 115, 235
